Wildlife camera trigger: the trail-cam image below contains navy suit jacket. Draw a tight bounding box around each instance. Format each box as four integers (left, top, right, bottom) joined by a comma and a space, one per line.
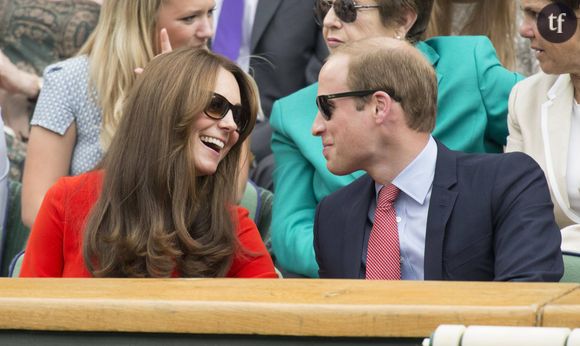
314, 142, 563, 281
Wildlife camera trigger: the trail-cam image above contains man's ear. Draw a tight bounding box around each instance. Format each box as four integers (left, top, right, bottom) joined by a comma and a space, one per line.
373, 91, 393, 124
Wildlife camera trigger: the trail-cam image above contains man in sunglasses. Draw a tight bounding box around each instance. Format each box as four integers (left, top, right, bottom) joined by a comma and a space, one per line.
311, 37, 562, 282
270, 0, 522, 278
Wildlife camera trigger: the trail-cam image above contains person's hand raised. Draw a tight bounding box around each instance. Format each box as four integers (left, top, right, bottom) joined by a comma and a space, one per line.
134, 28, 173, 74
158, 28, 173, 54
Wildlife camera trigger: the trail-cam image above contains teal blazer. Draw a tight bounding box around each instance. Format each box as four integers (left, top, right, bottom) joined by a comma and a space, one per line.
270, 36, 524, 277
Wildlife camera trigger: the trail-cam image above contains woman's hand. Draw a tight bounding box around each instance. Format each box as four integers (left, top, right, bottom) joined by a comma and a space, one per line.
135, 28, 173, 74
159, 28, 173, 54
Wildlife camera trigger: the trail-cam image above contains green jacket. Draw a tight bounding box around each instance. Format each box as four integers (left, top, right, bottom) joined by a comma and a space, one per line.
270, 36, 524, 277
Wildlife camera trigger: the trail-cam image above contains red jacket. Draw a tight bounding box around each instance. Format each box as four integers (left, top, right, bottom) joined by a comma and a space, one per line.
21, 171, 277, 278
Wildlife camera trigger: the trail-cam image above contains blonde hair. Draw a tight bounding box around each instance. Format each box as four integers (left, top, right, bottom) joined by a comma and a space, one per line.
426, 0, 516, 70
79, 0, 163, 149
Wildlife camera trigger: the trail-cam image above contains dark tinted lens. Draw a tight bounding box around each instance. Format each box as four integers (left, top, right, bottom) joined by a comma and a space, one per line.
206, 93, 248, 132
336, 0, 357, 22
232, 107, 247, 132
206, 94, 229, 119
314, 0, 332, 25
316, 96, 331, 120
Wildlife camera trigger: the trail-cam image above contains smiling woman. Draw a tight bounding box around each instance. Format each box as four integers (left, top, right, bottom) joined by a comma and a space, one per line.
21, 0, 217, 230
19, 47, 275, 278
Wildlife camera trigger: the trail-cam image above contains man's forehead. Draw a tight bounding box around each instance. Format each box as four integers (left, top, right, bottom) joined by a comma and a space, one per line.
318, 55, 350, 94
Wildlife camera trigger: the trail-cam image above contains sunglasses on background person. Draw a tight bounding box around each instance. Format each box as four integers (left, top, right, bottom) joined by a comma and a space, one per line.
316, 89, 402, 120
205, 93, 248, 132
314, 0, 381, 25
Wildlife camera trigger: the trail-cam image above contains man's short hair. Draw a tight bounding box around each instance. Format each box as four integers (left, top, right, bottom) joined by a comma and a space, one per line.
335, 38, 437, 133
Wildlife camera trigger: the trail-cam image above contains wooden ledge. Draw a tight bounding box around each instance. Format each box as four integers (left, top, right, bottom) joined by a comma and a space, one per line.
0, 279, 576, 337
542, 287, 580, 328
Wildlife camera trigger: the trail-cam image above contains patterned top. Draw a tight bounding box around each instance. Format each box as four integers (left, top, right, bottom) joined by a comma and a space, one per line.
31, 55, 102, 175
0, 0, 99, 181
0, 0, 100, 76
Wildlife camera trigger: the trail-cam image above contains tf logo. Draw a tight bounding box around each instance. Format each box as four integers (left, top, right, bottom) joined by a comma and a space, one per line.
537, 2, 578, 43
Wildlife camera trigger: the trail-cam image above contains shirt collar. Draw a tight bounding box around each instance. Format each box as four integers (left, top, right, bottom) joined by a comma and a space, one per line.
375, 136, 438, 205
415, 41, 440, 67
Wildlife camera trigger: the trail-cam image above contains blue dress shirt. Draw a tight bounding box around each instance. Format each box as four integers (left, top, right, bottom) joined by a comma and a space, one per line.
363, 136, 438, 280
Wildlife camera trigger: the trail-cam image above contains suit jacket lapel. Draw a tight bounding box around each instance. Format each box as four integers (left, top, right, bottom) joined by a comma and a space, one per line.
542, 74, 576, 220
424, 142, 458, 280
342, 175, 375, 278
251, 0, 282, 51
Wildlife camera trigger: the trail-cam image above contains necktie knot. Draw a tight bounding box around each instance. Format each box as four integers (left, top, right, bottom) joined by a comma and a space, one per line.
378, 184, 399, 209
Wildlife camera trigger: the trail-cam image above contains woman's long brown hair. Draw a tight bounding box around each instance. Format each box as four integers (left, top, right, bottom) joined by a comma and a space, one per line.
82, 48, 258, 277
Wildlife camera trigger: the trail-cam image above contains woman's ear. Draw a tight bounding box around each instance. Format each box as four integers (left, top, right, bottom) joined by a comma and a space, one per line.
397, 9, 418, 38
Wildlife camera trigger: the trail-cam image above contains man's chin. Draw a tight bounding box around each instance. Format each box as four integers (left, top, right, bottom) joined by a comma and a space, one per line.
326, 162, 354, 176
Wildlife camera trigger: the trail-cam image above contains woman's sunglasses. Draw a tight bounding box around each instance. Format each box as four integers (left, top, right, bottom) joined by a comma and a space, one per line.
314, 0, 381, 25
204, 93, 248, 132
316, 89, 402, 120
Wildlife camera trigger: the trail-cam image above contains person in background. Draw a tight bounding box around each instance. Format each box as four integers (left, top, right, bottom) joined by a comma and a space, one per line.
270, 0, 522, 277
0, 0, 101, 181
20, 48, 276, 278
213, 0, 327, 118
21, 0, 214, 228
212, 0, 329, 190
506, 0, 580, 253
312, 37, 562, 282
426, 0, 539, 75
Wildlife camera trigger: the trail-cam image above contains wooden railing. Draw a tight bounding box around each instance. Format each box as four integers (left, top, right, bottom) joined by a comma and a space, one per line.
543, 286, 580, 328
0, 279, 578, 338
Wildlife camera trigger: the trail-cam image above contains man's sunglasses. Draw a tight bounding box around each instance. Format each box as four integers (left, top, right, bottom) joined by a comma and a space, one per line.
204, 93, 248, 132
314, 0, 381, 25
316, 89, 402, 120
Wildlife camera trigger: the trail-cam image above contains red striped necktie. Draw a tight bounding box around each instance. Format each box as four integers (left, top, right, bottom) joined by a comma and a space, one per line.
366, 184, 401, 280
